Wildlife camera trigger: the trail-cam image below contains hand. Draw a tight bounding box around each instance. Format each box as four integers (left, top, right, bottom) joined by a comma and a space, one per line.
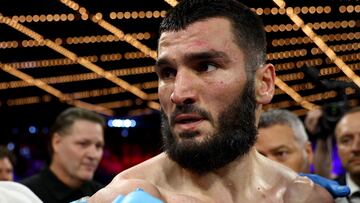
299, 173, 350, 198
304, 109, 322, 135
112, 188, 164, 203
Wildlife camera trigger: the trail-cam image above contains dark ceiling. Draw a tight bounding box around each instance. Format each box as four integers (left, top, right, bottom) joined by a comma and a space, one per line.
0, 0, 359, 123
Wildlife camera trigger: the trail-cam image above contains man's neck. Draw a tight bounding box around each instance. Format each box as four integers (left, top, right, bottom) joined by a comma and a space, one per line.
166, 148, 264, 193
49, 161, 83, 189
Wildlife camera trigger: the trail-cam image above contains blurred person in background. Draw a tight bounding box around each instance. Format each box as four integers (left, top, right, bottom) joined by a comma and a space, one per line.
256, 109, 350, 199
334, 107, 360, 203
256, 109, 314, 173
21, 107, 106, 203
0, 145, 15, 181
305, 108, 334, 178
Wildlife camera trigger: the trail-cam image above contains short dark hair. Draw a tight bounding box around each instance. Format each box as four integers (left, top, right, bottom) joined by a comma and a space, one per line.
0, 146, 16, 166
335, 106, 360, 133
48, 107, 105, 155
159, 0, 267, 74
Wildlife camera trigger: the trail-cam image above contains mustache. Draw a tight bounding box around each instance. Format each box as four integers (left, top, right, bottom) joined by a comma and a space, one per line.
349, 153, 360, 162
169, 104, 213, 126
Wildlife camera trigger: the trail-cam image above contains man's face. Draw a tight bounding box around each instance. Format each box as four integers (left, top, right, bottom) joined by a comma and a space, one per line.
156, 17, 258, 173
53, 120, 104, 182
0, 157, 13, 181
256, 124, 312, 173
336, 112, 360, 176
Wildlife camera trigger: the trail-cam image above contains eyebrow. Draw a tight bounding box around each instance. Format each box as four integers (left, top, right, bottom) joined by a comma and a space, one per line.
183, 50, 230, 63
155, 58, 171, 69
155, 50, 230, 70
270, 145, 290, 152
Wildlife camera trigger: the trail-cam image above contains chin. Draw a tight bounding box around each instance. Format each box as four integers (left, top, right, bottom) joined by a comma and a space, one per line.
349, 165, 360, 174
179, 134, 208, 142
78, 172, 95, 181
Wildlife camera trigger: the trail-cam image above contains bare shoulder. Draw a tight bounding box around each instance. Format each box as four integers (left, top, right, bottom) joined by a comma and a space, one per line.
89, 153, 168, 203
89, 178, 163, 203
256, 154, 333, 203
283, 175, 334, 203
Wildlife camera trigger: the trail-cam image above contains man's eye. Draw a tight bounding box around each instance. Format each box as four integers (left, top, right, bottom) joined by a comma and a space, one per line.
275, 151, 289, 158
159, 68, 176, 79
96, 143, 104, 149
77, 142, 90, 147
196, 62, 218, 72
340, 137, 352, 145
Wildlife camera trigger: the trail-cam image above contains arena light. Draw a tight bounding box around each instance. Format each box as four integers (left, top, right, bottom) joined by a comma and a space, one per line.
108, 119, 137, 128
28, 126, 37, 134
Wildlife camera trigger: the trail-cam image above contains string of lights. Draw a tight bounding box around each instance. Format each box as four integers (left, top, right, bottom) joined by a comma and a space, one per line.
0, 62, 114, 115
59, 0, 160, 110
273, 0, 360, 89
0, 0, 357, 113
0, 13, 151, 103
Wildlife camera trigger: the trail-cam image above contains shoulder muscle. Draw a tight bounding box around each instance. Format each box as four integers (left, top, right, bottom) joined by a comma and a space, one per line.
284, 176, 334, 203
88, 178, 162, 203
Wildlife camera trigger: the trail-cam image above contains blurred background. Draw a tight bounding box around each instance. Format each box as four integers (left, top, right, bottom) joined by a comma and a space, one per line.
0, 0, 359, 184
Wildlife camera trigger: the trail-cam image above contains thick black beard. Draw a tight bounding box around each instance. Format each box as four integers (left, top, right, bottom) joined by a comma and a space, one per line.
161, 79, 258, 174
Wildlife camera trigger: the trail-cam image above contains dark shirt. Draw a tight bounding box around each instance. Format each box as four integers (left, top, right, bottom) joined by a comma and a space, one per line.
335, 174, 346, 186
21, 168, 103, 203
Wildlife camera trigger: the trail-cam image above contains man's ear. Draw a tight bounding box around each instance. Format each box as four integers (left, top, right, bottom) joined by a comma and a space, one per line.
255, 63, 275, 104
52, 133, 62, 154
305, 141, 314, 165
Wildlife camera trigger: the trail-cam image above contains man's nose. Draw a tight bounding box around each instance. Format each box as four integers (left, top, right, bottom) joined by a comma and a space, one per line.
87, 145, 103, 159
351, 134, 360, 152
170, 69, 198, 105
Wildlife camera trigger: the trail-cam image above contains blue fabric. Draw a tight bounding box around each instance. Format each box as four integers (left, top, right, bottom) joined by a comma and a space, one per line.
299, 173, 350, 198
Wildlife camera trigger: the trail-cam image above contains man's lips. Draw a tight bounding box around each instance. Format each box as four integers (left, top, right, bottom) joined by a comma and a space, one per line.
174, 113, 203, 123
349, 158, 360, 165
82, 163, 98, 170
173, 113, 204, 130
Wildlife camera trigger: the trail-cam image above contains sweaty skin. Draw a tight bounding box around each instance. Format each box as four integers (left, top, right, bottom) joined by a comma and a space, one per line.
89, 18, 333, 203
90, 152, 332, 203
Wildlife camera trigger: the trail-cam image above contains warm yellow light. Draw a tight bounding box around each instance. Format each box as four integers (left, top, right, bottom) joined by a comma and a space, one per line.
68, 14, 75, 21
256, 8, 263, 15
347, 5, 354, 13
146, 11, 152, 18
316, 6, 324, 14
139, 11, 145, 18
300, 7, 308, 14
264, 8, 271, 15
53, 14, 60, 21
324, 6, 331, 14
294, 7, 301, 14
131, 11, 138, 19
79, 7, 87, 14
46, 14, 53, 22
19, 15, 26, 23
124, 12, 131, 19
153, 11, 160, 18
355, 5, 360, 12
